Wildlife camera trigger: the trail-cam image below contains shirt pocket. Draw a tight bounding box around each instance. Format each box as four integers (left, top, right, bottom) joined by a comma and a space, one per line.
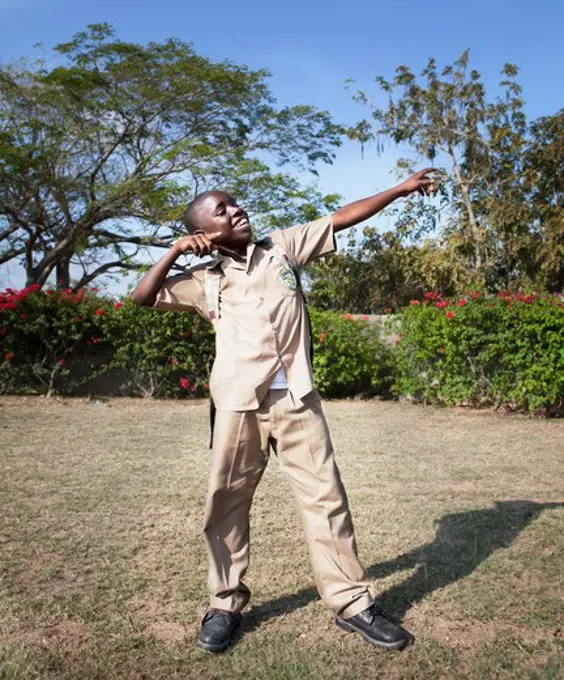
266, 253, 300, 298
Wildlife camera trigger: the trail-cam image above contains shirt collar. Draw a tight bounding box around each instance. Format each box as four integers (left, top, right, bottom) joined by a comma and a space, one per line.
208, 240, 257, 273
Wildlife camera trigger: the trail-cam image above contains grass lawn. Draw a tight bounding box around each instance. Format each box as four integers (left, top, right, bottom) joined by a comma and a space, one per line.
1, 396, 563, 679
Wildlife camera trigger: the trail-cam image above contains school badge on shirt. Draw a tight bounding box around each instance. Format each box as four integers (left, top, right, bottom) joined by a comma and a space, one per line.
279, 259, 298, 290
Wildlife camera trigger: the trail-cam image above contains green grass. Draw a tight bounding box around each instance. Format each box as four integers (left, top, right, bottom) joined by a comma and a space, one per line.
1, 396, 563, 679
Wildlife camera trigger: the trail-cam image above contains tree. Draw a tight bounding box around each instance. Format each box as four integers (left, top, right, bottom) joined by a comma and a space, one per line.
0, 24, 343, 289
343, 52, 563, 294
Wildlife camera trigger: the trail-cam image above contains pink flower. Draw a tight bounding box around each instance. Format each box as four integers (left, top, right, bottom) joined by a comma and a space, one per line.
361, 315, 369, 321
58, 359, 64, 366
20, 313, 27, 319
171, 357, 180, 365
180, 377, 190, 390
410, 300, 420, 306
344, 314, 353, 320
5, 352, 15, 360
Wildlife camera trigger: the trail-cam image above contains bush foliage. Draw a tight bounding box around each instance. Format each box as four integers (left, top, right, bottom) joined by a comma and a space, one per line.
1, 286, 562, 414
395, 291, 564, 415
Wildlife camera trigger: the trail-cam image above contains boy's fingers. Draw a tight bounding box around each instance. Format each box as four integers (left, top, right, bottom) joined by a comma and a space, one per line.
208, 231, 224, 243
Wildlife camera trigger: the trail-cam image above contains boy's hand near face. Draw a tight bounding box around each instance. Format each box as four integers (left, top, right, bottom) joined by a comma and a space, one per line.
175, 232, 223, 258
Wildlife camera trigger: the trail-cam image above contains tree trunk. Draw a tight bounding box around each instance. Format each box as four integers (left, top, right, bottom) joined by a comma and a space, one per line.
450, 152, 483, 274
56, 254, 71, 289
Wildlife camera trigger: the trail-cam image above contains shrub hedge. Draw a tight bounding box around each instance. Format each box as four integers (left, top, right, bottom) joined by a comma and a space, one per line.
1, 286, 562, 414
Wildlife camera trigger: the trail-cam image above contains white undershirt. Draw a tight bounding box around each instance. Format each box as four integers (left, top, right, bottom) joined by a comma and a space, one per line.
269, 366, 288, 390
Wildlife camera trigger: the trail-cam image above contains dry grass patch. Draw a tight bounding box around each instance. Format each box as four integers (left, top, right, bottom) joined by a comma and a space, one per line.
1, 396, 563, 679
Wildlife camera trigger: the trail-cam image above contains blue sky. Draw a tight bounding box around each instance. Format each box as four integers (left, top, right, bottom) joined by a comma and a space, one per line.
1, 0, 562, 290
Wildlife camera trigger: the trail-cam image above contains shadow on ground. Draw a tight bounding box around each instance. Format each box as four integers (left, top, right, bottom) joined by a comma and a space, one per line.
241, 500, 563, 633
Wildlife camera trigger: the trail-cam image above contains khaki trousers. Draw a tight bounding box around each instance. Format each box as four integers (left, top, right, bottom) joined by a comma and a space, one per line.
203, 389, 373, 619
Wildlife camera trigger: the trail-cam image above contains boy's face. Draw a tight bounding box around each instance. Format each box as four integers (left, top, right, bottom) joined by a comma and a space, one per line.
193, 191, 251, 249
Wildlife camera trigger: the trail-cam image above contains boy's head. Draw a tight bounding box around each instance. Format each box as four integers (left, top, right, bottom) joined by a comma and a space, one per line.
182, 191, 251, 249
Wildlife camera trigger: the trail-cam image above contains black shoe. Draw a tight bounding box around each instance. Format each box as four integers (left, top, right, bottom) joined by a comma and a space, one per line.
197, 609, 241, 653
335, 603, 413, 650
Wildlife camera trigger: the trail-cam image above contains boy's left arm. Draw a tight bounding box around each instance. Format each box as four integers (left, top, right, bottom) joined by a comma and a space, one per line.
332, 168, 436, 232
273, 168, 436, 267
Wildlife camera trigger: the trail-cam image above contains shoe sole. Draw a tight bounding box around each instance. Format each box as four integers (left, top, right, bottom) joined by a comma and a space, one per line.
335, 617, 414, 651
196, 620, 240, 653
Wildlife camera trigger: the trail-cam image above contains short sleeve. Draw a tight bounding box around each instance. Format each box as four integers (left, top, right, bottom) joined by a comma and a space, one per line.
270, 215, 336, 267
153, 268, 207, 315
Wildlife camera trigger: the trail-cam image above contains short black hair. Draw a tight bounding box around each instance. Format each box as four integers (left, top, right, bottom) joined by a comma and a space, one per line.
181, 190, 218, 233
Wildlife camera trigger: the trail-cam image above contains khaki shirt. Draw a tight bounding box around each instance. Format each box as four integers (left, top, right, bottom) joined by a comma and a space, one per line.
154, 215, 336, 410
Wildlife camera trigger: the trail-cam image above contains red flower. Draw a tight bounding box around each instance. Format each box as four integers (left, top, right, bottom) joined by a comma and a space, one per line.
171, 357, 180, 366
58, 359, 64, 366
180, 377, 190, 390
0, 302, 17, 311
5, 352, 15, 360
204, 383, 209, 390
440, 347, 445, 353
114, 302, 124, 309
0, 326, 6, 335
72, 316, 80, 323
361, 315, 369, 321
469, 292, 480, 299
19, 313, 27, 319
89, 337, 101, 344
190, 385, 197, 392
454, 299, 468, 307
435, 300, 449, 309
394, 339, 401, 346
410, 300, 420, 305
446, 311, 456, 319
318, 333, 326, 344
488, 304, 495, 309
383, 308, 392, 313
95, 309, 104, 316
344, 313, 353, 320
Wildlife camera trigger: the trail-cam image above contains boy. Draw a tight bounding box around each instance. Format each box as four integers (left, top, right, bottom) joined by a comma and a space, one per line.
132, 168, 435, 652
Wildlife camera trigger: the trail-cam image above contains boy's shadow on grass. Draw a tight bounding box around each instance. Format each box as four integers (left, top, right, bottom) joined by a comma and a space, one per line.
243, 500, 563, 632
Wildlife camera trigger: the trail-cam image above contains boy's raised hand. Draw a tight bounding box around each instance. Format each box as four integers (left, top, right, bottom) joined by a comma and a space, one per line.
175, 232, 223, 257
399, 168, 437, 197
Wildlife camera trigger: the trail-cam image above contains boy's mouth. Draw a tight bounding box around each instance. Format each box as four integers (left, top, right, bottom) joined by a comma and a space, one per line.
233, 216, 250, 231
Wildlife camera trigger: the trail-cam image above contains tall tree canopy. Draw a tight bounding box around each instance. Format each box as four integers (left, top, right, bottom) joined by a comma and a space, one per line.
0, 24, 343, 289
309, 52, 563, 313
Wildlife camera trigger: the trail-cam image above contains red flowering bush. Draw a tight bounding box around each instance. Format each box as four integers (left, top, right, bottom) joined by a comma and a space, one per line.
0, 285, 111, 396
309, 309, 393, 398
395, 291, 564, 415
103, 299, 214, 398
0, 286, 214, 398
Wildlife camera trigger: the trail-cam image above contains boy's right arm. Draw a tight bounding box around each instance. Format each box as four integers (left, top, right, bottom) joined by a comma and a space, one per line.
131, 233, 219, 307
